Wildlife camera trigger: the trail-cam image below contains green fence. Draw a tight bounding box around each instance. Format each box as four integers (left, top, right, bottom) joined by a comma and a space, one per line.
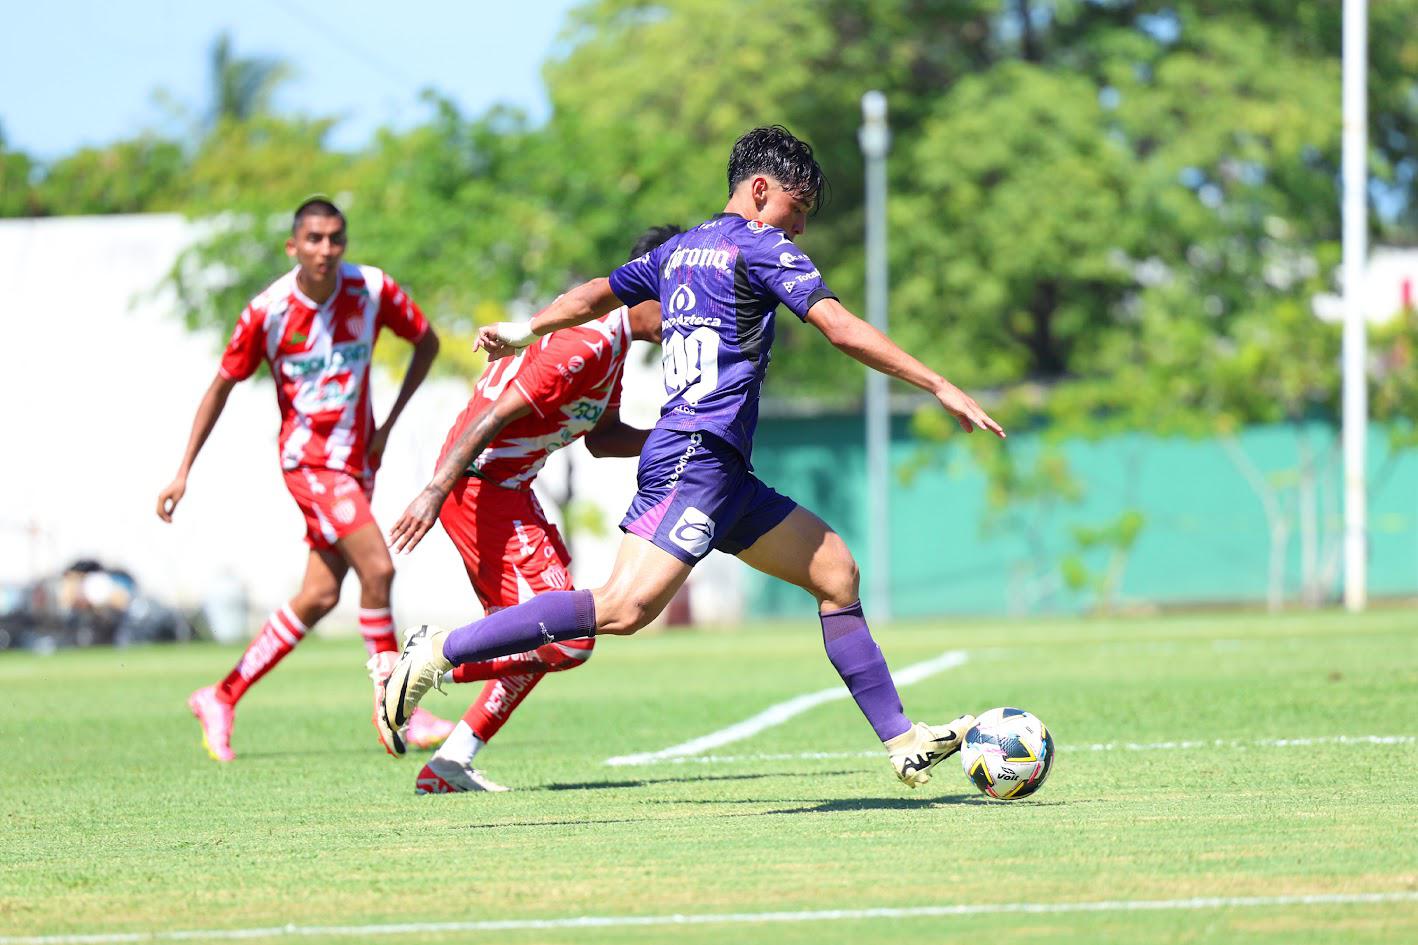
745, 414, 1418, 617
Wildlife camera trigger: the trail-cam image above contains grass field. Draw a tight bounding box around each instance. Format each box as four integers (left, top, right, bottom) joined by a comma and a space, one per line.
2, 609, 1416, 944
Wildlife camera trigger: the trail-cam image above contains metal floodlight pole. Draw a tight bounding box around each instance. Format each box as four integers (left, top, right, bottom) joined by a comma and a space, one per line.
860, 91, 892, 624
1342, 0, 1369, 612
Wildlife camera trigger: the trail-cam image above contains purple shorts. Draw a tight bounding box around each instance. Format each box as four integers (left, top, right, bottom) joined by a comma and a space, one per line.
619, 428, 797, 565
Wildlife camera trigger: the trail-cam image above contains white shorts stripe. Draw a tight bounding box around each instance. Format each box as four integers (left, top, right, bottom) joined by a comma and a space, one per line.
303, 470, 339, 544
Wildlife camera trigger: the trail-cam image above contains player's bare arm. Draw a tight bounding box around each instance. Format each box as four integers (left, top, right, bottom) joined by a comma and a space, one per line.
804, 298, 1005, 439
474, 279, 623, 360
388, 384, 533, 555
583, 406, 651, 458
368, 328, 441, 467
157, 373, 238, 522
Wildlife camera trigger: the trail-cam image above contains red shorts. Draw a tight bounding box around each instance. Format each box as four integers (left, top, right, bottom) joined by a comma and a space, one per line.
438, 477, 573, 609
283, 468, 377, 550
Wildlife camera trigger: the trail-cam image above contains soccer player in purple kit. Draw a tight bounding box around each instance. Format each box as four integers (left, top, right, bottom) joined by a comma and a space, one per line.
379, 126, 1005, 787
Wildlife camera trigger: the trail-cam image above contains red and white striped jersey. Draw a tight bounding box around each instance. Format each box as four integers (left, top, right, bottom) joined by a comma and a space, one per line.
438, 308, 631, 490
220, 262, 429, 480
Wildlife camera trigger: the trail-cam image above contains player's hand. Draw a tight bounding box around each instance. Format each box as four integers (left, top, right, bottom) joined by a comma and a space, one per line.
156, 477, 187, 523
367, 424, 391, 472
473, 322, 536, 361
934, 382, 1006, 438
388, 487, 447, 554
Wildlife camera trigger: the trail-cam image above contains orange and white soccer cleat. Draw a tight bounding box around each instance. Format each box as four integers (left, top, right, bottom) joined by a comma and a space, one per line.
367, 651, 402, 756
187, 685, 236, 762
886, 715, 976, 788
415, 757, 509, 794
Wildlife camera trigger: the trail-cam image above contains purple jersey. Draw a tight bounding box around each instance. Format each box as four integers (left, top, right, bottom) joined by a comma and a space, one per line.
608, 213, 836, 460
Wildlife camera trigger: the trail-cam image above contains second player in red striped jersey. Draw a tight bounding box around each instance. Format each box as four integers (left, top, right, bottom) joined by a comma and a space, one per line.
382, 225, 681, 792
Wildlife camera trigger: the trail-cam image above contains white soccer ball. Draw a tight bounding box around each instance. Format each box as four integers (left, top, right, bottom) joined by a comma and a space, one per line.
960, 707, 1055, 800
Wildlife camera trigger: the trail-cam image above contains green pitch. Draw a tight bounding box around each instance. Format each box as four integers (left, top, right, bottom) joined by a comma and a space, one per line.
2, 609, 1415, 944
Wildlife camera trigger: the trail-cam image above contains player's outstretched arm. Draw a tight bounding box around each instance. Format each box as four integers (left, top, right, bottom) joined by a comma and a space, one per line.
804, 298, 1005, 438
474, 278, 623, 360
157, 374, 238, 522
584, 406, 651, 458
369, 328, 440, 468
387, 384, 534, 554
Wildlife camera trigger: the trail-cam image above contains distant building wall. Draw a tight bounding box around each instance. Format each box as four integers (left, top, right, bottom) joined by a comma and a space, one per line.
0, 214, 674, 633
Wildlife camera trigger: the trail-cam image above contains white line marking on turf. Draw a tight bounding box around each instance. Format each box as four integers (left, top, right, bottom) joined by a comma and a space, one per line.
604, 649, 969, 767
621, 733, 1418, 767
5, 892, 1416, 943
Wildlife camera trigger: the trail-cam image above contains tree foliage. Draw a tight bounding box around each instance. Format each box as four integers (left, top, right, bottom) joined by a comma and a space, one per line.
6, 1, 1418, 397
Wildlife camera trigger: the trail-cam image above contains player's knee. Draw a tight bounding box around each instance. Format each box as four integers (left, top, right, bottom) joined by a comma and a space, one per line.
594, 590, 657, 636
298, 585, 340, 620
362, 555, 395, 592
816, 541, 860, 608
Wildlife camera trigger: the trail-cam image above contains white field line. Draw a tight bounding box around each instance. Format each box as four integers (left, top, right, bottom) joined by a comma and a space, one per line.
614, 733, 1418, 767
5, 892, 1417, 944
604, 649, 969, 767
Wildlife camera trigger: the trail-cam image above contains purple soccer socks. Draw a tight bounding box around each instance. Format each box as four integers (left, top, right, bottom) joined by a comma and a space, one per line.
442, 589, 597, 666
820, 601, 912, 742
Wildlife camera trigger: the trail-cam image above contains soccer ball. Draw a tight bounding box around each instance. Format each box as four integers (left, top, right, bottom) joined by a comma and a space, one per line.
960, 707, 1055, 800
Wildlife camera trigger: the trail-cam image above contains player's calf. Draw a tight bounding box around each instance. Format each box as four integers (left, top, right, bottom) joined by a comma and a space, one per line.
449, 636, 594, 683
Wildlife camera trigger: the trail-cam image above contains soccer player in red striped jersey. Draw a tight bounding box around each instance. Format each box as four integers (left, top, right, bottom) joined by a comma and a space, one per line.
157, 197, 454, 761
381, 225, 680, 793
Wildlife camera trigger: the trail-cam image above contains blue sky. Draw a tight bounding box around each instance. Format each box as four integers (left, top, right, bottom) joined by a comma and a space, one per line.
0, 0, 582, 158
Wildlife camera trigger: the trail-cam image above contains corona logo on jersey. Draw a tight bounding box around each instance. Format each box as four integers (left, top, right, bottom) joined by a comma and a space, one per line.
663, 245, 733, 277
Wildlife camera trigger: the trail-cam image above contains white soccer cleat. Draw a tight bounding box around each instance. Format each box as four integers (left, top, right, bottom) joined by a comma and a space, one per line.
379, 624, 452, 757
886, 715, 976, 789
415, 757, 510, 794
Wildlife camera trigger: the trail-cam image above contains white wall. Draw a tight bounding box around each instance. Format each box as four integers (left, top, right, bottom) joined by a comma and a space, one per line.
1312, 247, 1418, 323
0, 214, 743, 636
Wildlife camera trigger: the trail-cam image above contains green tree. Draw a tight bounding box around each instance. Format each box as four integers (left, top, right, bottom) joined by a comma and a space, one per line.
207, 32, 291, 128
32, 136, 188, 215
0, 125, 40, 217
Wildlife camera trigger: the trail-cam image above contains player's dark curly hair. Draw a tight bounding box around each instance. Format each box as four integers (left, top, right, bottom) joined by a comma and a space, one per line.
628, 223, 684, 261
727, 125, 828, 213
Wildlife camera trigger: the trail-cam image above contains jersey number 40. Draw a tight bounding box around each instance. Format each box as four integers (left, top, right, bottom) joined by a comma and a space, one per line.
662, 328, 720, 406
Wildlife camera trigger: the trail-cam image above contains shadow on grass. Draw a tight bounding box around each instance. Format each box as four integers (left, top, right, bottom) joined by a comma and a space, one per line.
450, 795, 1048, 831
765, 795, 1079, 813
762, 795, 986, 813
227, 747, 388, 762
532, 770, 857, 792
